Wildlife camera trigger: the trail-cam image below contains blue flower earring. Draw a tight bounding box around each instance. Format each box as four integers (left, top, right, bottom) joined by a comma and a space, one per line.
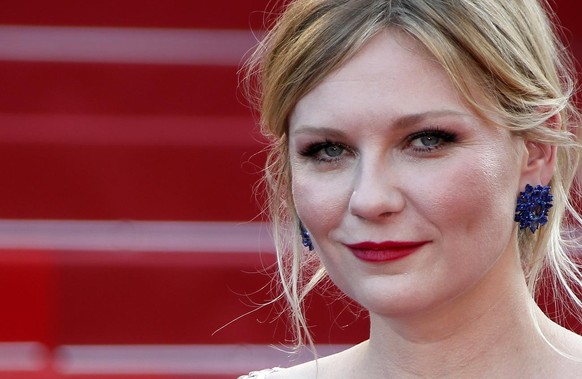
514, 184, 553, 233
300, 224, 314, 251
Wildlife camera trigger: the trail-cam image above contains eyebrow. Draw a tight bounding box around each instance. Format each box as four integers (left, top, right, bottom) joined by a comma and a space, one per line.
291, 110, 471, 135
290, 126, 349, 138
394, 110, 470, 127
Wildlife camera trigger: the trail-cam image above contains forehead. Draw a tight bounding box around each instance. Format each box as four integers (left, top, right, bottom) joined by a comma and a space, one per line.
290, 30, 467, 125
325, 29, 436, 83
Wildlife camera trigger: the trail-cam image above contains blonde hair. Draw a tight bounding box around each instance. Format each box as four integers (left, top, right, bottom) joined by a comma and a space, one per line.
245, 0, 582, 347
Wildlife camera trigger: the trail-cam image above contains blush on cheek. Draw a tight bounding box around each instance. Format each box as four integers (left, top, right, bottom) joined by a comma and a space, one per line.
433, 156, 517, 240
291, 173, 349, 240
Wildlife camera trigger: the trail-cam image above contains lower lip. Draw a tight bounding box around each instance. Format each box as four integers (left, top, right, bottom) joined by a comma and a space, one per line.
349, 243, 428, 263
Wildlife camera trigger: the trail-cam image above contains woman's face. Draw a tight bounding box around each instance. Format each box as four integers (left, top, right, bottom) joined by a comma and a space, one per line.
288, 30, 530, 317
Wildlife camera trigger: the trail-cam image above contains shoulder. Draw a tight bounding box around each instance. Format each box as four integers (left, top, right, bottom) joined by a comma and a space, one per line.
238, 367, 284, 379
537, 318, 582, 376
260, 342, 368, 379
238, 362, 316, 379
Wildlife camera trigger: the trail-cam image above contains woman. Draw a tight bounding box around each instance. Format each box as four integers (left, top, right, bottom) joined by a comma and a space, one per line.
240, 0, 582, 377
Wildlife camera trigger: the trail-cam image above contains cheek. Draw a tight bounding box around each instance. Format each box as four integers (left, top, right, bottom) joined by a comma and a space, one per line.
291, 166, 351, 235
418, 148, 520, 244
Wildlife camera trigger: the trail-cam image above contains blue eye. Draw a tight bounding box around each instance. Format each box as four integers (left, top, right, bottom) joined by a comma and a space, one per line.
299, 140, 349, 162
416, 134, 441, 147
409, 129, 457, 151
323, 144, 344, 157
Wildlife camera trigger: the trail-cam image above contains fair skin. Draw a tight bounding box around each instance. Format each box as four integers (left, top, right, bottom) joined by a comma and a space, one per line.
270, 29, 582, 378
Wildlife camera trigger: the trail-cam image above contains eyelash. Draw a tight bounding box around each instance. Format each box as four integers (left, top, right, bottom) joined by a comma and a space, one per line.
298, 128, 458, 162
299, 139, 350, 163
406, 128, 457, 152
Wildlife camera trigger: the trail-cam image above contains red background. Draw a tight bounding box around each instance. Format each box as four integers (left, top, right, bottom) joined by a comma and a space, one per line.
0, 1, 579, 378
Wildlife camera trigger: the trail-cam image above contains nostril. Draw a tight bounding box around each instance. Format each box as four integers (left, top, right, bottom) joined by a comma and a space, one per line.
349, 186, 405, 221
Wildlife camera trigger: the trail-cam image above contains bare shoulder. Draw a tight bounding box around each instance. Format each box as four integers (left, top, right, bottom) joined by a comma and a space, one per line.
267, 360, 316, 379
554, 322, 582, 354
269, 342, 368, 379
238, 367, 285, 379
543, 322, 582, 376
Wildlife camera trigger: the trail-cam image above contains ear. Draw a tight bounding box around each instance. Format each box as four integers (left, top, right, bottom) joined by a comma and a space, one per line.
519, 116, 558, 188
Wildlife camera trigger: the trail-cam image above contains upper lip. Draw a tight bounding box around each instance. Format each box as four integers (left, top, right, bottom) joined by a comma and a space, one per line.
346, 241, 429, 250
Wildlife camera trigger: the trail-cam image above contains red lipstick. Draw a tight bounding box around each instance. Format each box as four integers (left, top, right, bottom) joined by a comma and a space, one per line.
347, 241, 428, 262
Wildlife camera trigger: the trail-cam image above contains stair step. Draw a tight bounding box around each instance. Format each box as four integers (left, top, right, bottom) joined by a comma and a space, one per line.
0, 0, 272, 30
0, 61, 249, 116
0, 115, 265, 221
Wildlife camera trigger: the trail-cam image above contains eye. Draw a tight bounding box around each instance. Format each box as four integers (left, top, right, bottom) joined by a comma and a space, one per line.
415, 134, 441, 147
408, 128, 457, 152
323, 144, 344, 157
299, 140, 350, 162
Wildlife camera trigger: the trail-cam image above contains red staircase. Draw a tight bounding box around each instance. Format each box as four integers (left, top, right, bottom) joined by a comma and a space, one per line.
0, 1, 579, 378
0, 1, 369, 377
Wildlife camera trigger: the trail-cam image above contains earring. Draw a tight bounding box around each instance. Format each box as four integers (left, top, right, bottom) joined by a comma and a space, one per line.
300, 224, 314, 251
514, 184, 553, 233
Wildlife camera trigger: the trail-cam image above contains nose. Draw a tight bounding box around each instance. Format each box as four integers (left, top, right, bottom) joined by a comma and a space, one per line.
348, 159, 405, 221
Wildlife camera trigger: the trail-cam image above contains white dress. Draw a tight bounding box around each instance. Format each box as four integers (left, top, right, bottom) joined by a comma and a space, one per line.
238, 367, 284, 378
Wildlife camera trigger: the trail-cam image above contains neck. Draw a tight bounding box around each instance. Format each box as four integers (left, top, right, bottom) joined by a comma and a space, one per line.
362, 247, 555, 378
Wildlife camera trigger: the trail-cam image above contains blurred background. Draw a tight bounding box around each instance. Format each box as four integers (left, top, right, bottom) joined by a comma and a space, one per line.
0, 1, 580, 378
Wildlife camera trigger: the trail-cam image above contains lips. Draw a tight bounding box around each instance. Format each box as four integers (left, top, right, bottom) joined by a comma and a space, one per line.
346, 240, 429, 262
